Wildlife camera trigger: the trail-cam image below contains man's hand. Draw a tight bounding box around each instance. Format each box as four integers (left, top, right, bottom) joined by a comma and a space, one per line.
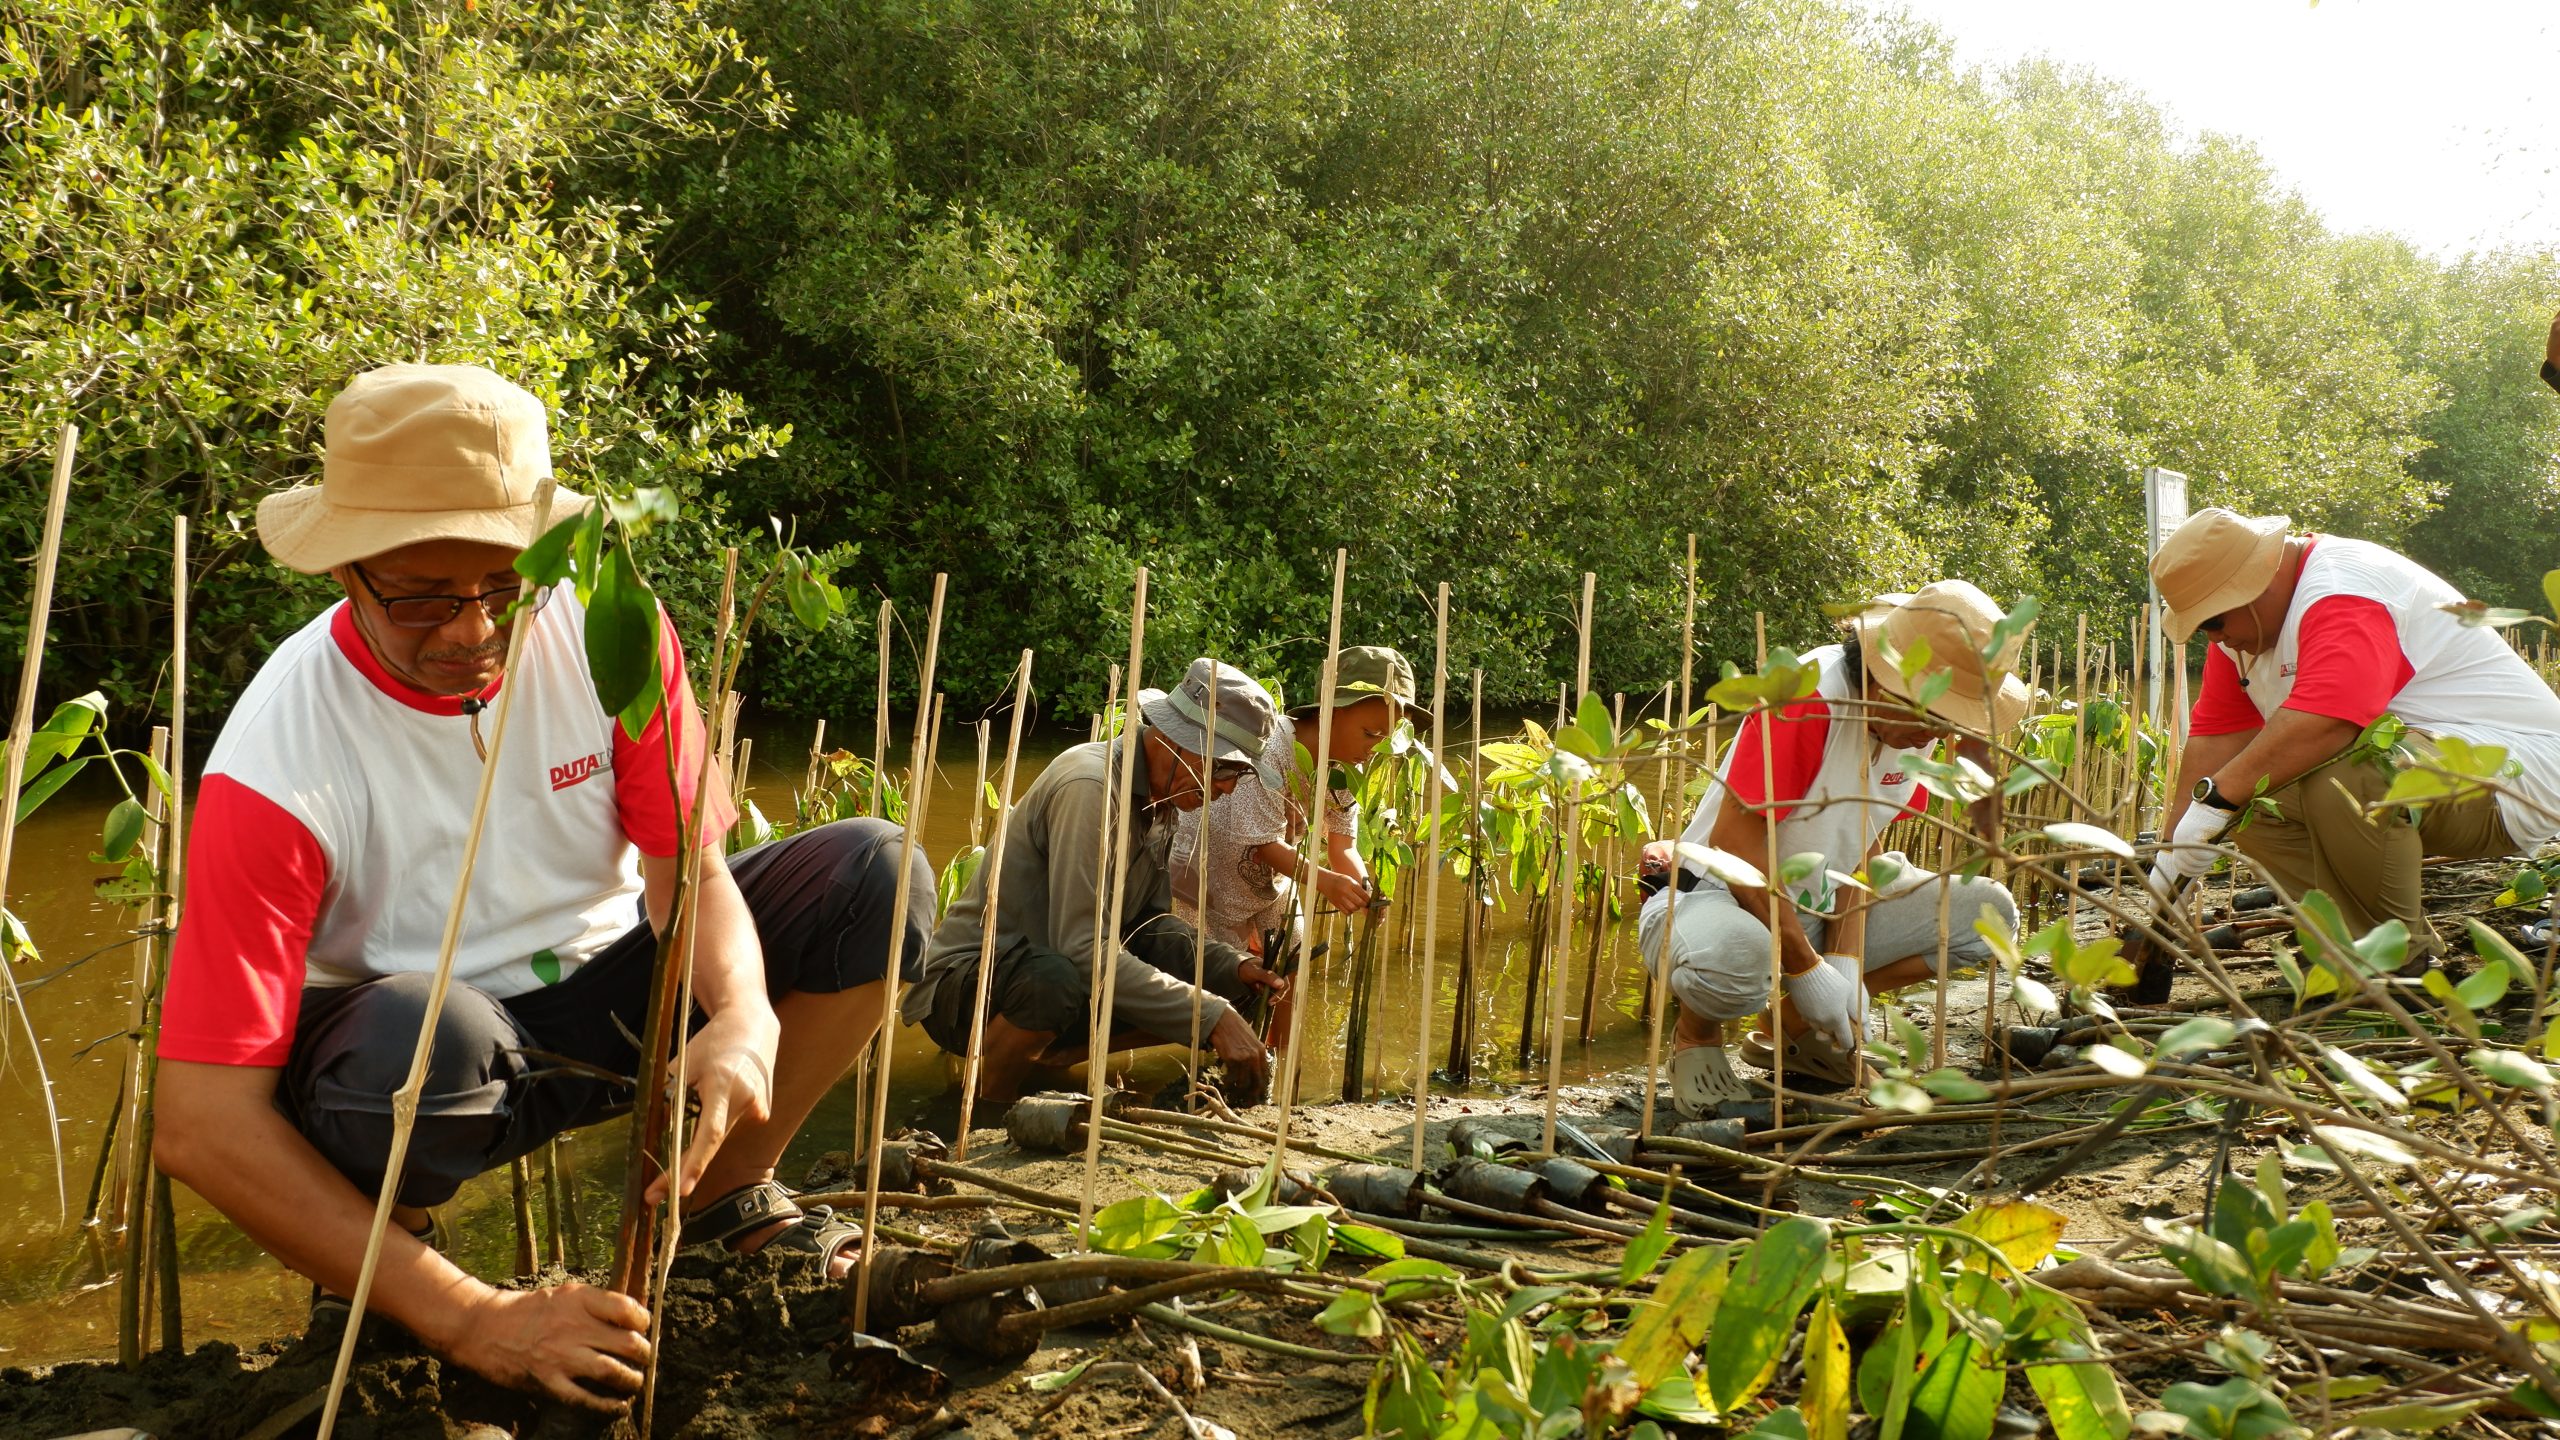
646, 1002, 779, 1207
1207, 1008, 1271, 1092
1315, 868, 1372, 913
2150, 801, 2226, 889
1782, 955, 1866, 1056
1235, 958, 1291, 1002
439, 1282, 653, 1412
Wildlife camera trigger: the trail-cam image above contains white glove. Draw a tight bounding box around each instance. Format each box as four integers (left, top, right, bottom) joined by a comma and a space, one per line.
2149, 802, 2227, 889
1782, 955, 1867, 1056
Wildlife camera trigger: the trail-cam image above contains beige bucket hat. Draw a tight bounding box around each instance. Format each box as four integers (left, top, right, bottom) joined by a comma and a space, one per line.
2149, 507, 2289, 643
256, 363, 588, 575
1851, 580, 2032, 734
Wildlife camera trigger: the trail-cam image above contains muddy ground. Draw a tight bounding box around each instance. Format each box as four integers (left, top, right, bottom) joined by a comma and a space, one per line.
6, 860, 2550, 1439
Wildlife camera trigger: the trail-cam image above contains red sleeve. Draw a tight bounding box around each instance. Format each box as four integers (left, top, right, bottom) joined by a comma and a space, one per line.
2282, 595, 2412, 729
1904, 783, 1931, 818
159, 776, 326, 1067
614, 612, 739, 857
1726, 697, 1831, 820
2188, 644, 2265, 738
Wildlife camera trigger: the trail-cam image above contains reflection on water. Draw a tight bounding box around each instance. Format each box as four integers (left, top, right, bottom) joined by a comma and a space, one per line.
0, 711, 1660, 1365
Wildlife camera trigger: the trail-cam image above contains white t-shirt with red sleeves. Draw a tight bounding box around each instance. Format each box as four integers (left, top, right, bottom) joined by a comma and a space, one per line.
2188, 535, 2560, 848
159, 591, 731, 1068
1670, 644, 1932, 914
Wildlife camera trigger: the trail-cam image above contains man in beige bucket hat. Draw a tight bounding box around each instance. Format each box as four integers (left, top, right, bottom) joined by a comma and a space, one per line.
1635, 582, 2025, 1108
2151, 507, 2560, 966
153, 365, 929, 1412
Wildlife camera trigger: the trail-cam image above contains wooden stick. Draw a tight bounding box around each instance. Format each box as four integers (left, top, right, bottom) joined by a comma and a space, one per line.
1079, 573, 1149, 1239
1542, 786, 1576, 1154
971, 719, 992, 850
1187, 655, 1219, 1076
316, 484, 556, 1440
871, 599, 893, 816
1269, 550, 1347, 1167
1411, 583, 1449, 1172
1575, 571, 1595, 704
1446, 669, 1484, 1082
0, 421, 77, 1225
852, 575, 946, 1331
801, 718, 827, 816
1756, 613, 1784, 1127
639, 553, 737, 1439
954, 650, 1034, 1160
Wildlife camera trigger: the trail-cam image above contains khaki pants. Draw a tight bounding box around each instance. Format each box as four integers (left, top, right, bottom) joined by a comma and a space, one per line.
2234, 744, 2514, 961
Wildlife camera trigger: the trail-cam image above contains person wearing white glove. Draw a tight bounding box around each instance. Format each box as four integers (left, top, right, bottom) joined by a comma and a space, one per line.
1637, 582, 2030, 1105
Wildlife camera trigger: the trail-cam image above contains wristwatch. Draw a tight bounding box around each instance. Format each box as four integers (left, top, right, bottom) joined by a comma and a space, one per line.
2192, 776, 2242, 813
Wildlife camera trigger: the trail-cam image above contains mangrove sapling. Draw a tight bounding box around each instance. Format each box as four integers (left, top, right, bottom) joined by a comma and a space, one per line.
1444, 669, 1485, 1084
1411, 583, 1450, 1173
315, 485, 559, 1440
852, 572, 947, 1332
0, 420, 79, 1225
954, 649, 1035, 1160
115, 724, 176, 1367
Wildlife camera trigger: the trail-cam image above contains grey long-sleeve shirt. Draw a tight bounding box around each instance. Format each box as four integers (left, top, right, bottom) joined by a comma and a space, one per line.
903, 723, 1244, 1040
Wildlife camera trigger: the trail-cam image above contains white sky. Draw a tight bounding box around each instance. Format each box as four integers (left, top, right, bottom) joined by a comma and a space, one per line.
1867, 0, 2560, 259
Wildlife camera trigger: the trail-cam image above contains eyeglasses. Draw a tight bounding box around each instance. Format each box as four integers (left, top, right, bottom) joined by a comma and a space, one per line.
1209, 759, 1256, 784
354, 564, 545, 629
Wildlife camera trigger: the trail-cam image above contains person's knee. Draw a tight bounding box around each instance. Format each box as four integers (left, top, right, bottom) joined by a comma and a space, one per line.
293, 976, 516, 1206
1956, 878, 2019, 939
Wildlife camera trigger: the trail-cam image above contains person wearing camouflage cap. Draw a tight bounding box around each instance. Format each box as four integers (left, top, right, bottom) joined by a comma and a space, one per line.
904, 658, 1292, 1102
1172, 645, 1429, 954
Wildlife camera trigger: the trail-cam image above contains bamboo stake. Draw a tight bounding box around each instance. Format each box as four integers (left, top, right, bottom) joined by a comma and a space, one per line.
1575, 571, 1595, 704
801, 718, 826, 815
0, 421, 77, 1226
315, 485, 556, 1440
1269, 550, 1347, 1170
971, 719, 991, 850
1542, 791, 1576, 1154
1446, 669, 1484, 1082
852, 575, 947, 1332
955, 650, 1035, 1160
871, 600, 893, 816
1757, 614, 1784, 1128
1079, 573, 1149, 1240
1410, 583, 1449, 1173
1187, 662, 1219, 1082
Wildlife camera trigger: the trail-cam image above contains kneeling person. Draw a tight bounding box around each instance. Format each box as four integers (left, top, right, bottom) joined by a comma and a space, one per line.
908, 658, 1290, 1104
152, 366, 928, 1412
1637, 582, 2024, 1114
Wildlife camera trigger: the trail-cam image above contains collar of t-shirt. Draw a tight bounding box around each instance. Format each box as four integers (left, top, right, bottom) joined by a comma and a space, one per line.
328, 602, 504, 717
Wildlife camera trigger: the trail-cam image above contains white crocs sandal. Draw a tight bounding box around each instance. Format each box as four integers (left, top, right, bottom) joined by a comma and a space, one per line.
1668, 1043, 1751, 1118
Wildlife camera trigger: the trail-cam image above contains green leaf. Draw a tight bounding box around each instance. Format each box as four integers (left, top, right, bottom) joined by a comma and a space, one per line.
1090, 1194, 1188, 1258
98, 797, 146, 863
2044, 821, 2134, 859
1803, 1295, 1851, 1440
1314, 1287, 1383, 1338
585, 543, 663, 734
14, 753, 92, 824
2310, 1124, 2416, 1168
2543, 569, 2560, 625
1619, 1192, 1674, 1284
2155, 1017, 2235, 1061
2456, 958, 2515, 1011
1361, 1257, 1456, 1301
0, 908, 36, 964
514, 509, 582, 588
1617, 1242, 1728, 1388
2024, 1309, 2134, 1440
1705, 1217, 1830, 1409
2158, 1377, 2301, 1440
1337, 1222, 1406, 1260
1952, 1200, 2066, 1271
2345, 1400, 2486, 1431
2467, 1046, 2553, 1092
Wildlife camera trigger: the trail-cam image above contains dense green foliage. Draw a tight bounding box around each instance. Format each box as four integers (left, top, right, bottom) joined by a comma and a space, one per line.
4, 0, 2555, 722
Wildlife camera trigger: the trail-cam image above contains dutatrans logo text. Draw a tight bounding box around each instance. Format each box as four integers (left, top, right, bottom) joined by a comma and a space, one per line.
550, 750, 610, 792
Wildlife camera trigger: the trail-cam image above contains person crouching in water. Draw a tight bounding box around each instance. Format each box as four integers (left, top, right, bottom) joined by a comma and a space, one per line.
1170, 646, 1426, 953
1635, 582, 2024, 1113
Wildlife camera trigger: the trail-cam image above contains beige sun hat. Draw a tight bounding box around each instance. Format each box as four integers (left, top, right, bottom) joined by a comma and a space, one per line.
255, 363, 588, 575
2149, 507, 2290, 643
1850, 580, 2032, 734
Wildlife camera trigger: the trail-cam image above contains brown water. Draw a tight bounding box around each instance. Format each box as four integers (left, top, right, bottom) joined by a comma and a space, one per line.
0, 713, 1659, 1366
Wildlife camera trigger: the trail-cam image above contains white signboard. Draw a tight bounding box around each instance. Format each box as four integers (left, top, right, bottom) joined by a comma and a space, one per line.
2143, 466, 2189, 733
